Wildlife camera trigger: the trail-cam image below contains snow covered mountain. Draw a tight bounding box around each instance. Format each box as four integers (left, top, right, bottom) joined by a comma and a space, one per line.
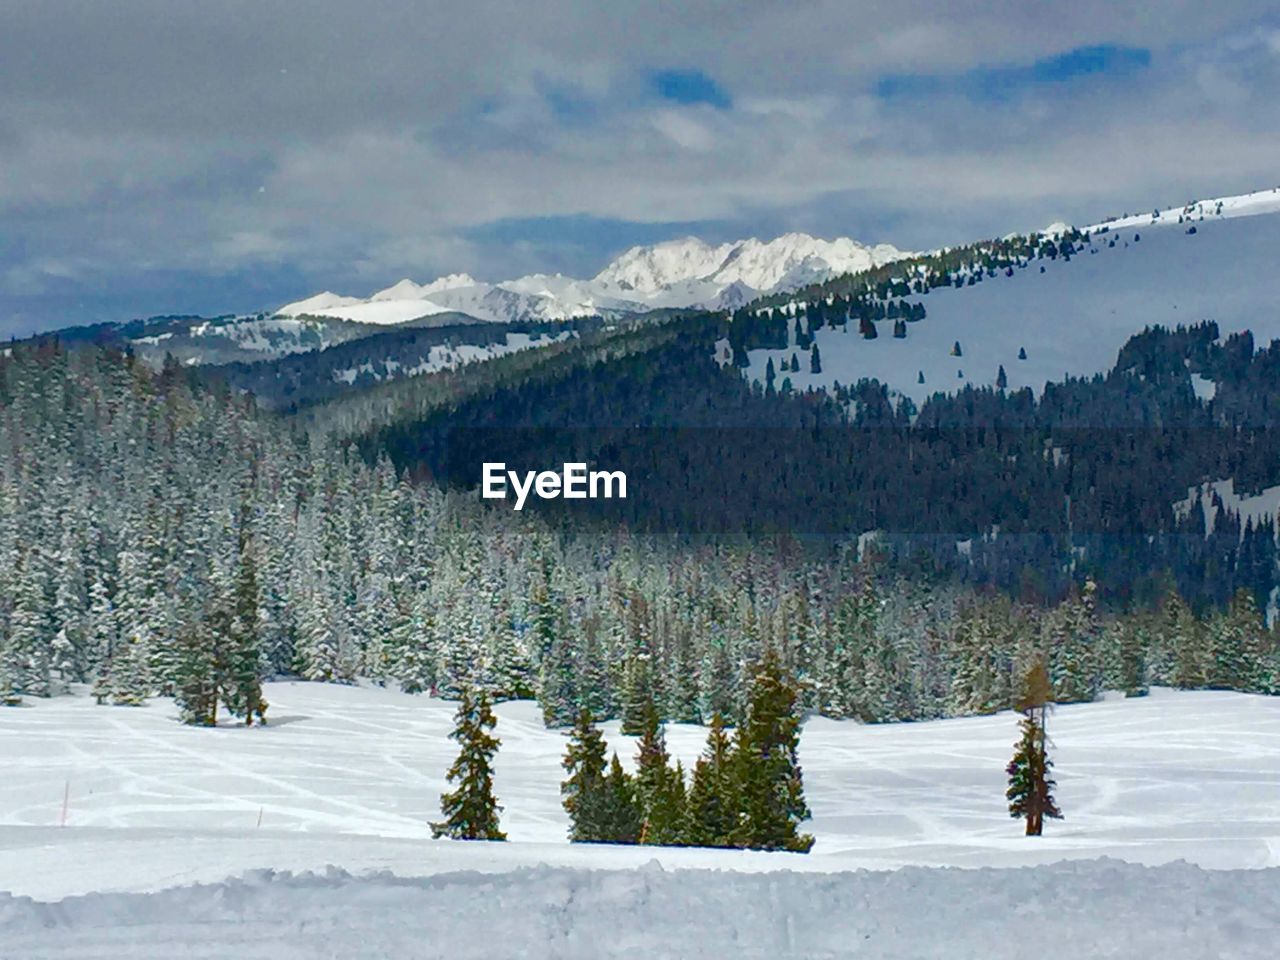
594, 233, 908, 303
274, 232, 912, 325
736, 187, 1280, 406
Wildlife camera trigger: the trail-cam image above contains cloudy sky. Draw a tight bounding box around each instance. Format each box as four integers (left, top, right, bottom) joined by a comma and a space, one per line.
4, 1, 1280, 334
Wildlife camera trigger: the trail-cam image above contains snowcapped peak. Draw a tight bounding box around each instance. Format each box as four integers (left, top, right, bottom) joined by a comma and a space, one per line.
419, 272, 479, 293
711, 233, 910, 294
593, 231, 909, 301
276, 291, 362, 317
370, 278, 428, 301
368, 274, 478, 302
593, 237, 736, 294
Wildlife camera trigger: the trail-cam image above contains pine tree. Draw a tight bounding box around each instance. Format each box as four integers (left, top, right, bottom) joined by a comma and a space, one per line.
391, 592, 436, 694
809, 345, 822, 374
533, 557, 577, 725
1101, 616, 1148, 697
1005, 660, 1062, 836
1208, 589, 1266, 691
633, 698, 685, 845
173, 617, 219, 725
0, 636, 23, 706
8, 557, 52, 697
487, 587, 535, 701
86, 572, 117, 686
223, 530, 267, 725
110, 549, 153, 705
620, 653, 655, 735
1167, 590, 1209, 689
109, 633, 151, 706
732, 647, 814, 852
432, 689, 506, 841
561, 708, 609, 842
598, 752, 643, 844
52, 522, 88, 686
1048, 579, 1099, 704
686, 712, 738, 847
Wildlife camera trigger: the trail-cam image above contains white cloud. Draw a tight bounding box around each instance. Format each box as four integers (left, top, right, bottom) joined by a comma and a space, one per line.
4, 2, 1280, 329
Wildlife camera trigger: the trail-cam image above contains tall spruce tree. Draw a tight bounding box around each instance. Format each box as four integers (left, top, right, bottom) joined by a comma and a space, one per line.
223, 527, 267, 726
1005, 660, 1062, 836
686, 712, 738, 847
432, 688, 506, 841
620, 653, 656, 735
1167, 590, 1210, 689
173, 616, 220, 725
561, 707, 609, 842
732, 647, 814, 852
633, 697, 686, 845
1209, 589, 1266, 691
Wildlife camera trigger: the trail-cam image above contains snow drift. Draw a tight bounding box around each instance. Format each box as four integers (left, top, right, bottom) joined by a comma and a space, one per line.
1, 859, 1274, 959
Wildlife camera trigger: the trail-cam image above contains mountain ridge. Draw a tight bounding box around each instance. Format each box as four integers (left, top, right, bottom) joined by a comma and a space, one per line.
275, 231, 912, 326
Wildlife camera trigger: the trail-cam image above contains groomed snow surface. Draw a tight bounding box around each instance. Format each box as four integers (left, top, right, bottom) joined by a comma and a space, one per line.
2, 684, 1278, 957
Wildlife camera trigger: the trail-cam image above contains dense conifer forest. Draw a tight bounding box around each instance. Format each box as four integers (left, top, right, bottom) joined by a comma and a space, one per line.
1, 334, 1278, 731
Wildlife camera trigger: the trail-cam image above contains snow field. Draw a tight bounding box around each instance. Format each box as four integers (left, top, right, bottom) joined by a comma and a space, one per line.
2, 858, 1277, 959
3, 684, 1279, 956
2, 683, 1280, 901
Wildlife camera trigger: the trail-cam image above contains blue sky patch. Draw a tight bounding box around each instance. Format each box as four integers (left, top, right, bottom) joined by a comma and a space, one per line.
651, 69, 732, 109
877, 44, 1152, 101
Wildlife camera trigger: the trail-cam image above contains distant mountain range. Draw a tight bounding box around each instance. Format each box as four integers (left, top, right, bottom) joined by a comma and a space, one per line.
34, 188, 1280, 392
275, 233, 911, 325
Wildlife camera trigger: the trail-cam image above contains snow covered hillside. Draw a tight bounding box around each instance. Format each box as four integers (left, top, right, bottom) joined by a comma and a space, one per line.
2, 684, 1278, 956
743, 188, 1280, 405
126, 315, 368, 366
329, 331, 575, 386
275, 232, 910, 326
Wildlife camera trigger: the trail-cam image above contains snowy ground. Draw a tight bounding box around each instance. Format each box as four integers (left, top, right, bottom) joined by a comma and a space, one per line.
3, 859, 1276, 959
2, 683, 1278, 955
